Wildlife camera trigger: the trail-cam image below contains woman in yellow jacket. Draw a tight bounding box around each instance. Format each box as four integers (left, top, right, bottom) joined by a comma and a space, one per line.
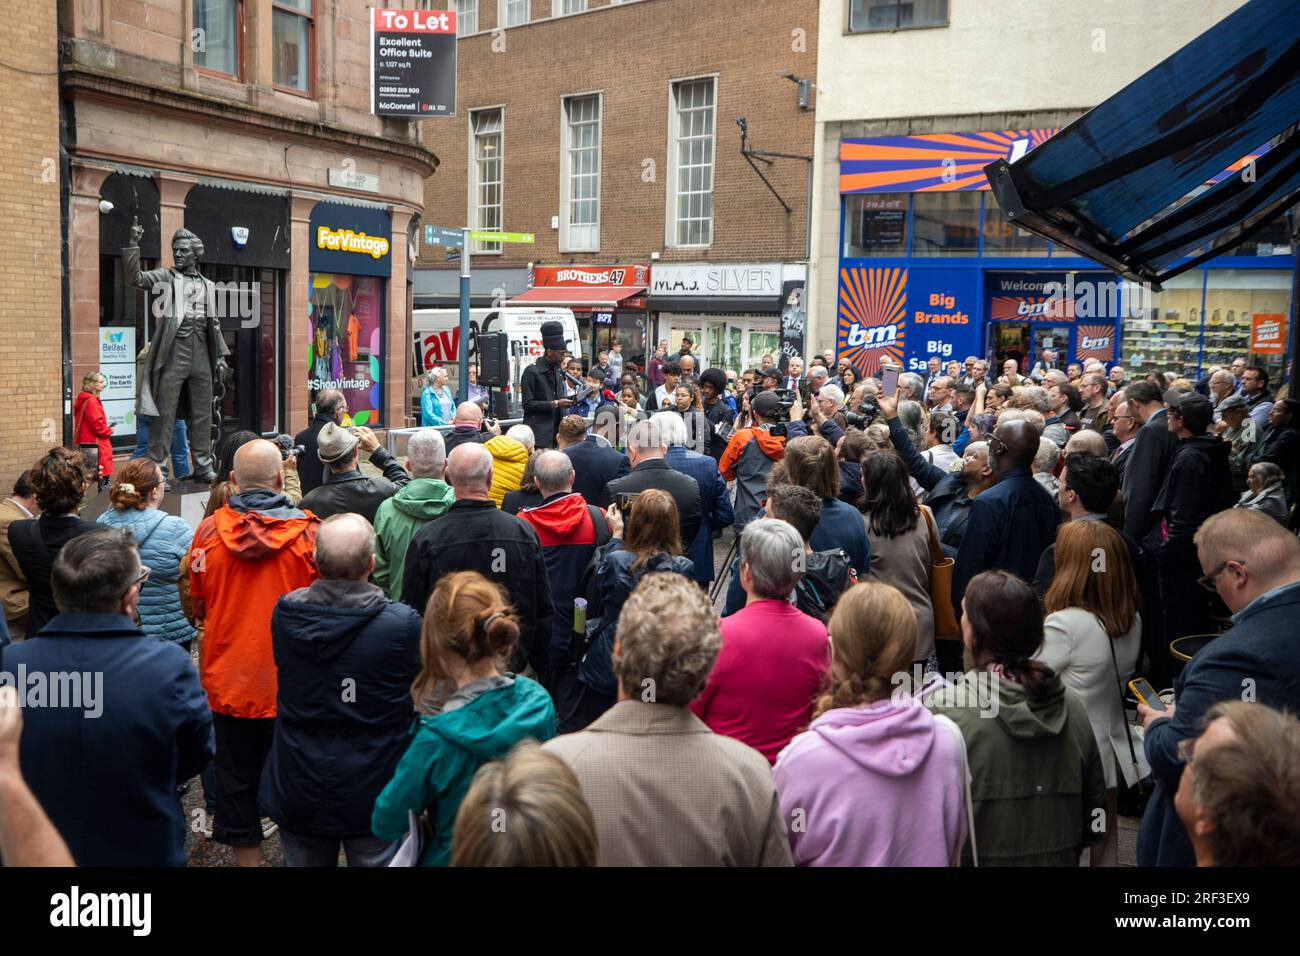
484, 434, 529, 507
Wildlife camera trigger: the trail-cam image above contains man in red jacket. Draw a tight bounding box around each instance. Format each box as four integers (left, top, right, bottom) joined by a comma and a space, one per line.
517, 451, 611, 732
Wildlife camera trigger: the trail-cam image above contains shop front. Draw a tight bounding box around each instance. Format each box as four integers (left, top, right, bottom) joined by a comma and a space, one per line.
648, 263, 806, 374
835, 129, 1295, 380
507, 264, 649, 369
307, 202, 392, 428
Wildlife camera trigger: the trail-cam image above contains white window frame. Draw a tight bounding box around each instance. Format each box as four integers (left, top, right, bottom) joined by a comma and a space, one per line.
469, 107, 505, 255
665, 74, 718, 249
556, 0, 587, 16
453, 0, 478, 35
559, 92, 602, 253
499, 0, 529, 28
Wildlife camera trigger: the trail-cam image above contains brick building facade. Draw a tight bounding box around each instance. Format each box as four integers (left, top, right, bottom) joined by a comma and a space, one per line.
0, 0, 63, 481
415, 0, 817, 376
57, 0, 436, 472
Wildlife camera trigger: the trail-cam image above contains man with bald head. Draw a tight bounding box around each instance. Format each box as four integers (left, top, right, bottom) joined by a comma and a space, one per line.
443, 400, 501, 457
953, 417, 1060, 607
517, 450, 614, 729
400, 443, 554, 684
261, 513, 421, 867
189, 438, 319, 867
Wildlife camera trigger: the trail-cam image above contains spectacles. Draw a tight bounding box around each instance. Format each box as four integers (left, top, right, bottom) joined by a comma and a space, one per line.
124, 564, 151, 598
1197, 561, 1234, 592
1177, 737, 1199, 765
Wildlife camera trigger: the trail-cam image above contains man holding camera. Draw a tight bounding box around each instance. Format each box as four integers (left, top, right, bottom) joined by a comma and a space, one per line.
300, 422, 411, 524
720, 390, 809, 531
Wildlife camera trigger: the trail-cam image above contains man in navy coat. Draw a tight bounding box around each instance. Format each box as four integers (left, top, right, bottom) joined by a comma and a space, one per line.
0, 527, 212, 866
653, 412, 734, 588
556, 414, 629, 509
1138, 509, 1300, 866
953, 417, 1060, 608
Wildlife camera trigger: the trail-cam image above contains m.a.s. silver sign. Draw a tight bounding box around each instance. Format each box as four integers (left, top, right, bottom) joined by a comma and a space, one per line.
650, 264, 781, 297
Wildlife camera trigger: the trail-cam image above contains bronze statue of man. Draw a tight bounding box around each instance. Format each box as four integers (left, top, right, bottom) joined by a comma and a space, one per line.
124, 221, 229, 483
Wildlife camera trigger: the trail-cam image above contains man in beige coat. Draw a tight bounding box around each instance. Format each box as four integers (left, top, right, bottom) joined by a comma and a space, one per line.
0, 472, 38, 642
544, 573, 792, 867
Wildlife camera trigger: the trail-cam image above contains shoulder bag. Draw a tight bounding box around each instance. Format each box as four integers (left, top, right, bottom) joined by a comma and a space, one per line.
1100, 612, 1153, 818
922, 505, 960, 641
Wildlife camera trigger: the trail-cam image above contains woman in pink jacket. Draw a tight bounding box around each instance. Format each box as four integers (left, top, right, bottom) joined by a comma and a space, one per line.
773, 582, 970, 866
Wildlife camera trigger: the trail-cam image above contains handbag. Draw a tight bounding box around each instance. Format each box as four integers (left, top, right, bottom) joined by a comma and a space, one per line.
922, 505, 960, 641
1101, 612, 1154, 818
934, 714, 978, 867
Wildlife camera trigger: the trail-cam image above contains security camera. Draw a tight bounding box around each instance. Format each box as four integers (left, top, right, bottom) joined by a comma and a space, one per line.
98, 200, 114, 215
736, 116, 747, 134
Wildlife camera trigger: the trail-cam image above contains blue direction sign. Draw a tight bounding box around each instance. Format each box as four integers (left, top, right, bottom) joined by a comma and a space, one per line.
425, 225, 465, 246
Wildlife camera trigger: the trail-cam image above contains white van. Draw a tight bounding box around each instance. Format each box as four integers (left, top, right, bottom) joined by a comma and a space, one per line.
412, 306, 581, 419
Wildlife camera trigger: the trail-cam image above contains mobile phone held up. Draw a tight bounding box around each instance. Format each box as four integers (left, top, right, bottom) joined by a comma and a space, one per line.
881, 363, 902, 397
1128, 677, 1166, 711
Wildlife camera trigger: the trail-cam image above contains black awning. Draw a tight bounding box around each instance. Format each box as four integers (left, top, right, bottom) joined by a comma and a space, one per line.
984, 0, 1300, 289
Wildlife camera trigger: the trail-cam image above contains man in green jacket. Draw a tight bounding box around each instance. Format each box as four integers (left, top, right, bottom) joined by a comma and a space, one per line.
373, 429, 455, 602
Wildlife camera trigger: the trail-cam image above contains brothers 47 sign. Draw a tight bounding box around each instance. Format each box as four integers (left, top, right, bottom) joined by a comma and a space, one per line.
371, 9, 457, 117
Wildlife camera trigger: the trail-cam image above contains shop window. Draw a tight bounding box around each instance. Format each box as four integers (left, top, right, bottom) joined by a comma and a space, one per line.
272, 0, 313, 95
98, 255, 155, 446
1203, 269, 1292, 385
911, 192, 980, 256
844, 194, 909, 258
668, 78, 716, 248
982, 193, 1050, 256
849, 0, 948, 32
561, 94, 601, 252
500, 0, 529, 27
1120, 271, 1205, 381
471, 109, 504, 254
193, 0, 243, 78
309, 273, 385, 427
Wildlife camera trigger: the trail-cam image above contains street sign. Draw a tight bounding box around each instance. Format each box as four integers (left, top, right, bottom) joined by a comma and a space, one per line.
424, 225, 465, 246
469, 231, 535, 244
370, 9, 457, 118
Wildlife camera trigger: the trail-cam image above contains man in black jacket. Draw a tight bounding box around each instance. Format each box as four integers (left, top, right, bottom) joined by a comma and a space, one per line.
556, 415, 628, 508
260, 513, 420, 866
400, 443, 554, 683
1152, 393, 1235, 657
300, 422, 410, 524
520, 321, 572, 449
1121, 380, 1179, 545
606, 419, 702, 547
1254, 398, 1300, 508
294, 389, 346, 495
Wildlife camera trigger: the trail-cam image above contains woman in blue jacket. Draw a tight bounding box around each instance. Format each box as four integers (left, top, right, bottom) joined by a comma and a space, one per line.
421, 367, 456, 427
97, 458, 195, 648
372, 571, 556, 866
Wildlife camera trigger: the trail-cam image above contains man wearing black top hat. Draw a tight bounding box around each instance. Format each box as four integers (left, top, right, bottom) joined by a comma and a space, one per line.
521, 320, 572, 449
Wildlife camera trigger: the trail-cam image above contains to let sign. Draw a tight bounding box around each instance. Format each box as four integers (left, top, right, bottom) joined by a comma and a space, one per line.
370, 9, 457, 118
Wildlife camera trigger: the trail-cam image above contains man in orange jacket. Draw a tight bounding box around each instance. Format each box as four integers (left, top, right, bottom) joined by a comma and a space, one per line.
719, 390, 809, 531
190, 439, 319, 867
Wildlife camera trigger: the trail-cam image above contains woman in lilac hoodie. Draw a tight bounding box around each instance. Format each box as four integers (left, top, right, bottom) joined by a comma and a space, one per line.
773, 582, 969, 866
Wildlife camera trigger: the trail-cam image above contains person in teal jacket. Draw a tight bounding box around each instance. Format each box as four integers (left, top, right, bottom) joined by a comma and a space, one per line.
421, 367, 456, 427
371, 570, 556, 866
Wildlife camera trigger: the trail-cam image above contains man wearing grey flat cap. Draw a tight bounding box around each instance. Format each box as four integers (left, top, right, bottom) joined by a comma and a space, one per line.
299, 422, 410, 523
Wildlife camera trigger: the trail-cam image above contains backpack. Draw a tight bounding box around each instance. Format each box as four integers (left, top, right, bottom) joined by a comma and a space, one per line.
794, 549, 857, 623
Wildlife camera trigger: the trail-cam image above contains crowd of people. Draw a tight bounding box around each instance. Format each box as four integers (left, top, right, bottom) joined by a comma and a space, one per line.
1, 322, 1299, 869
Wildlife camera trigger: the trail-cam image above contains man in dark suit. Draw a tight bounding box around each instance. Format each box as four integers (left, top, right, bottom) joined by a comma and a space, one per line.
556, 415, 629, 509
654, 412, 734, 587
1121, 381, 1179, 544
1109, 399, 1139, 483
606, 419, 702, 547
294, 389, 347, 495
953, 418, 1059, 608
1138, 509, 1300, 866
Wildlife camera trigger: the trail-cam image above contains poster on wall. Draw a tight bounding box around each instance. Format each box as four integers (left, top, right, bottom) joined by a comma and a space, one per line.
1251, 313, 1286, 354
836, 267, 907, 376
778, 281, 807, 371
99, 326, 137, 438
308, 274, 384, 427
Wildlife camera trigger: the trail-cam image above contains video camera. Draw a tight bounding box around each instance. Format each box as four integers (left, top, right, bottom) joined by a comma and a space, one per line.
844, 399, 880, 430
273, 434, 306, 461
